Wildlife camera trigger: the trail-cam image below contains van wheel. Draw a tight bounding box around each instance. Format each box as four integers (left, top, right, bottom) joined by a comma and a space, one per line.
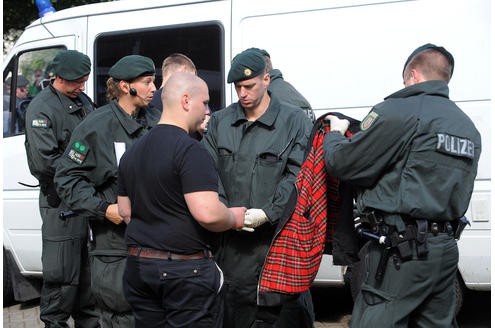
3, 248, 14, 305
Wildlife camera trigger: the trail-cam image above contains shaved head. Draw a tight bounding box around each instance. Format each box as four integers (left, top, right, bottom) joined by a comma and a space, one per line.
160, 72, 209, 133
162, 72, 206, 107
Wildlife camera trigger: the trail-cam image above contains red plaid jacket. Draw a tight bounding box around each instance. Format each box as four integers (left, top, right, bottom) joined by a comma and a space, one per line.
258, 113, 359, 305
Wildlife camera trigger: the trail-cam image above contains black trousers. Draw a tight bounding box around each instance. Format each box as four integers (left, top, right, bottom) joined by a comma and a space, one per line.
123, 255, 224, 328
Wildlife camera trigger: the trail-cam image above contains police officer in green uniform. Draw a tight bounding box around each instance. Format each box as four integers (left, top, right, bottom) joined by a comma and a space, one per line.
24, 50, 99, 327
324, 44, 481, 327
202, 49, 313, 327
54, 55, 159, 327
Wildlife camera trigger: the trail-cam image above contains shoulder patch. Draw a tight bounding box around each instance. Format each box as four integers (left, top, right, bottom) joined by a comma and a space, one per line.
67, 141, 89, 165
31, 119, 49, 128
360, 111, 378, 131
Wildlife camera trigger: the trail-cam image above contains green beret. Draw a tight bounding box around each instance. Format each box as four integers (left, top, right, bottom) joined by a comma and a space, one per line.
52, 50, 91, 81
17, 75, 29, 87
6, 75, 29, 87
227, 49, 266, 83
109, 55, 156, 81
403, 43, 455, 77
246, 47, 270, 58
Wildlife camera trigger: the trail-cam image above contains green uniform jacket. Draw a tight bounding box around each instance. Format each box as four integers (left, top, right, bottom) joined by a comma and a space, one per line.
203, 95, 312, 223
25, 84, 94, 191
55, 100, 160, 251
324, 80, 481, 221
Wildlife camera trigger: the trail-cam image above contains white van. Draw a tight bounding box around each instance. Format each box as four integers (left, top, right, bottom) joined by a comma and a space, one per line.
3, 0, 490, 311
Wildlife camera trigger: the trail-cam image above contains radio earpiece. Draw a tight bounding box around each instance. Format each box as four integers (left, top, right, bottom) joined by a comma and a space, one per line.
127, 83, 147, 102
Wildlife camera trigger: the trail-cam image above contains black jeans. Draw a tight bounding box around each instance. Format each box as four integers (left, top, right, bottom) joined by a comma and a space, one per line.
123, 255, 224, 328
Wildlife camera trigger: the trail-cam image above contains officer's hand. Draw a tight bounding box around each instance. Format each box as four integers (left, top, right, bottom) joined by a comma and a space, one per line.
105, 203, 124, 225
242, 208, 269, 232
325, 115, 350, 136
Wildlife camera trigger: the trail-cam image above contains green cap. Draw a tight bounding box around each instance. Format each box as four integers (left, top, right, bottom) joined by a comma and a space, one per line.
52, 50, 91, 81
403, 43, 455, 77
109, 55, 156, 81
227, 49, 266, 83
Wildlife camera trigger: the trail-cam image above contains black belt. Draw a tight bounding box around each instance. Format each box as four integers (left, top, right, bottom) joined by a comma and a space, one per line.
403, 219, 453, 235
128, 247, 212, 260
428, 221, 453, 234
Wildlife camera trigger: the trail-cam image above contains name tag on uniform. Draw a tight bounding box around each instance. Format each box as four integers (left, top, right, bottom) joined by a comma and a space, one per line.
436, 133, 474, 159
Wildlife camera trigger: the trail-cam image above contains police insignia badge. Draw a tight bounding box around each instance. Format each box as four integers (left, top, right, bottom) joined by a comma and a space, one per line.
67, 141, 89, 165
360, 111, 379, 130
31, 119, 48, 128
244, 68, 252, 77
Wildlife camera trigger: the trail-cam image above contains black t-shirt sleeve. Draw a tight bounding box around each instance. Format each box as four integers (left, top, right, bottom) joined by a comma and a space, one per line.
180, 142, 218, 194
117, 154, 129, 197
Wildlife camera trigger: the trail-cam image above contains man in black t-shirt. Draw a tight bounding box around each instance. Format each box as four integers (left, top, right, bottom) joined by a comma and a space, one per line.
118, 72, 246, 328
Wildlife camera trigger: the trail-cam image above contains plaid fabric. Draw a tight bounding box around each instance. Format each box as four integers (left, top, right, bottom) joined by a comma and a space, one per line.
259, 121, 342, 294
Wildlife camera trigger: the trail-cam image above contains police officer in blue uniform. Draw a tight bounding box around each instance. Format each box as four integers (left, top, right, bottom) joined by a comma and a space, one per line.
324, 44, 481, 327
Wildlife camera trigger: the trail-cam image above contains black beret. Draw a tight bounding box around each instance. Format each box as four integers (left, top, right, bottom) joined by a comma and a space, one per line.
109, 55, 156, 81
403, 43, 455, 77
52, 50, 91, 81
227, 49, 266, 83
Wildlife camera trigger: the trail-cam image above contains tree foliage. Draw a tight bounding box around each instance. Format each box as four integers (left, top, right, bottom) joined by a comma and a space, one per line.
3, 0, 112, 55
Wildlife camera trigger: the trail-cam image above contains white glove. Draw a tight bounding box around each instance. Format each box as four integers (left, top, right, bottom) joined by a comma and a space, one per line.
325, 115, 350, 136
242, 208, 269, 232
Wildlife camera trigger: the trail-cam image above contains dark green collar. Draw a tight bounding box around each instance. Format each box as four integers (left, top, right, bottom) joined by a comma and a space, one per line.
385, 80, 450, 100
230, 94, 281, 128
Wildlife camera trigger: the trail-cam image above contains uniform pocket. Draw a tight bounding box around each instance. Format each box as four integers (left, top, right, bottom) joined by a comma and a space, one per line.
90, 253, 131, 312
42, 237, 81, 284
360, 283, 393, 306
251, 153, 283, 206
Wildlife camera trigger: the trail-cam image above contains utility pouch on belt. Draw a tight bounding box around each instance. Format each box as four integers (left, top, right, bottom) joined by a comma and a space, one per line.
415, 219, 428, 259
454, 216, 470, 240
396, 238, 413, 261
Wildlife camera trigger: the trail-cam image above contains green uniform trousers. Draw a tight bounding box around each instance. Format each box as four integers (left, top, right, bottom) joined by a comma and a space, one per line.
351, 233, 458, 328
39, 201, 99, 327
89, 251, 133, 328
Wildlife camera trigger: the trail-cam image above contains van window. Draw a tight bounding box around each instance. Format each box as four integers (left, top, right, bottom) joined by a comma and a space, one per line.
3, 47, 63, 138
94, 22, 224, 111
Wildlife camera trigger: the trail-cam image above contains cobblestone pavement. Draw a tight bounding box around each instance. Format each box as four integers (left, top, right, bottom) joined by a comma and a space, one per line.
4, 288, 489, 327
2, 303, 349, 328
3, 297, 350, 328
2, 300, 74, 328
2, 304, 350, 328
